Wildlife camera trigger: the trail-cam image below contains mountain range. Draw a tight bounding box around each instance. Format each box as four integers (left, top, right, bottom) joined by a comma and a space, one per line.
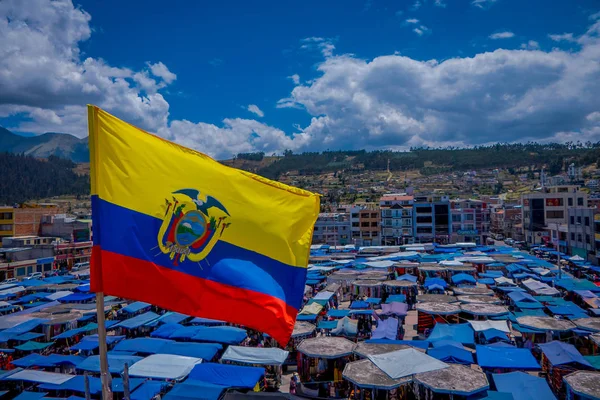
0, 126, 89, 162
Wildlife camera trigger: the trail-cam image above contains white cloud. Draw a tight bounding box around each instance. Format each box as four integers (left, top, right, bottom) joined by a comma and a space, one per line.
548, 33, 575, 42
300, 37, 336, 58
288, 74, 300, 85
406, 18, 419, 24
247, 104, 264, 118
148, 62, 177, 84
472, 0, 498, 9
280, 21, 600, 151
413, 25, 430, 36
411, 0, 422, 10
489, 31, 515, 40
590, 11, 600, 20
520, 40, 540, 50
434, 0, 447, 7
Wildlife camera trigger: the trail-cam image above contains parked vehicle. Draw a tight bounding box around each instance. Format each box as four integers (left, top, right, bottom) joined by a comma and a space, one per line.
25, 272, 43, 280
1, 278, 18, 285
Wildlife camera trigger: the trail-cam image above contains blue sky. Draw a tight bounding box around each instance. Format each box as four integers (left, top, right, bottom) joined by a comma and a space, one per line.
1, 0, 600, 158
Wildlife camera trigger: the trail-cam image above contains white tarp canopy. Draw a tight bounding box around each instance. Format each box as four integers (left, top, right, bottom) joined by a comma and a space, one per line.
439, 260, 464, 267
3, 369, 74, 385
367, 252, 419, 261
368, 348, 448, 379
522, 279, 560, 296
468, 320, 511, 333
221, 346, 289, 366
362, 261, 396, 269
0, 286, 25, 296
45, 291, 73, 301
128, 354, 202, 380
494, 277, 515, 286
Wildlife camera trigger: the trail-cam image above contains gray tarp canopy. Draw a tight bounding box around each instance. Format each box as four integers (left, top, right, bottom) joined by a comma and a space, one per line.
297, 337, 356, 359
343, 359, 411, 390
460, 303, 509, 317
453, 287, 494, 296
2, 369, 74, 385
417, 294, 458, 303
416, 302, 461, 315
516, 316, 576, 332
573, 318, 600, 333
414, 364, 489, 396
221, 346, 289, 366
292, 321, 316, 338
353, 342, 411, 358
564, 371, 600, 399
368, 348, 448, 379
457, 295, 501, 304
128, 354, 202, 380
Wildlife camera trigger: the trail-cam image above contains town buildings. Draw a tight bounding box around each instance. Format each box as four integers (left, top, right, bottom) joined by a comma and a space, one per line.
450, 199, 491, 245
350, 205, 381, 246
522, 185, 588, 247
413, 195, 451, 244
567, 207, 597, 262
0, 204, 60, 245
312, 212, 352, 246
380, 194, 414, 245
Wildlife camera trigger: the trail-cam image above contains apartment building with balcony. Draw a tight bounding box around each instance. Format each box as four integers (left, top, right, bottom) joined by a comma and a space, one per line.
450, 199, 490, 244
567, 207, 597, 261
413, 195, 451, 244
350, 204, 381, 246
380, 194, 414, 245
522, 185, 587, 246
312, 212, 352, 246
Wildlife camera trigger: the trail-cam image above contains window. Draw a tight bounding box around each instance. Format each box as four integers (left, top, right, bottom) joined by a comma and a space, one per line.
416, 206, 432, 214
464, 214, 474, 221
372, 232, 378, 237
452, 215, 461, 222
352, 222, 359, 227
417, 216, 433, 223
568, 198, 573, 206
26, 266, 33, 275
571, 233, 575, 240
578, 197, 584, 206
371, 222, 378, 227
578, 234, 582, 242
585, 217, 590, 226
0, 224, 12, 231
314, 227, 319, 231
351, 213, 359, 219
570, 216, 575, 225
546, 210, 564, 219
16, 267, 25, 277
586, 234, 591, 244
361, 222, 369, 227
403, 218, 412, 226
0, 212, 12, 220
341, 235, 348, 239
417, 227, 432, 234
370, 213, 378, 219
577, 216, 582, 224
36, 265, 42, 272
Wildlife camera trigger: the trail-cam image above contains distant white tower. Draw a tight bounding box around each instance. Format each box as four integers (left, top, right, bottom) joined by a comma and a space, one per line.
540, 167, 547, 188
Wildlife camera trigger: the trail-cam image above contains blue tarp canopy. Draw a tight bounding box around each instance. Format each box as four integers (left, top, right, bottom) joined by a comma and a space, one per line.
149, 312, 189, 326
493, 371, 556, 400
58, 293, 95, 303
77, 354, 143, 374
365, 339, 430, 350
13, 354, 85, 368
161, 342, 222, 361
366, 297, 381, 304
163, 380, 224, 400
482, 329, 509, 342
508, 291, 537, 303
538, 341, 592, 368
386, 295, 406, 303
191, 326, 247, 344
122, 301, 151, 314
296, 314, 317, 321
151, 323, 182, 339
113, 337, 173, 354
70, 335, 125, 351
350, 301, 369, 309
189, 317, 225, 326
115, 311, 159, 329
397, 274, 417, 282
317, 320, 338, 330
3, 317, 47, 334
221, 345, 288, 366
39, 376, 144, 396
15, 293, 50, 303
424, 278, 448, 289
452, 273, 476, 285
189, 363, 264, 387
427, 345, 473, 365
14, 341, 53, 351
131, 381, 165, 400
427, 323, 475, 345
20, 279, 46, 287
14, 391, 47, 400
327, 309, 351, 318
476, 345, 540, 370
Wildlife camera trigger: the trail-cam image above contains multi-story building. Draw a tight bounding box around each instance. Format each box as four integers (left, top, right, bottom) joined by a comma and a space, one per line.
380, 194, 414, 245
595, 213, 600, 264
41, 214, 92, 242
413, 195, 451, 244
312, 213, 351, 246
522, 185, 587, 246
567, 207, 597, 261
490, 206, 523, 241
0, 236, 57, 279
450, 199, 490, 244
0, 204, 60, 246
350, 205, 381, 246
0, 207, 14, 245
54, 240, 93, 270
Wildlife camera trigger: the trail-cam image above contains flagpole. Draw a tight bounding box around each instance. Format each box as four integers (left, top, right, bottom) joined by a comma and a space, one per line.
96, 292, 113, 400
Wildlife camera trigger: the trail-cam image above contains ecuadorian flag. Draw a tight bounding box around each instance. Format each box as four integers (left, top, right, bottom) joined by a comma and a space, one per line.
88, 105, 319, 344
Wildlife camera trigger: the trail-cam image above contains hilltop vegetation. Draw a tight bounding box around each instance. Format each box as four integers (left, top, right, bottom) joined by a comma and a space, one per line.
233, 142, 600, 180
0, 153, 89, 205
